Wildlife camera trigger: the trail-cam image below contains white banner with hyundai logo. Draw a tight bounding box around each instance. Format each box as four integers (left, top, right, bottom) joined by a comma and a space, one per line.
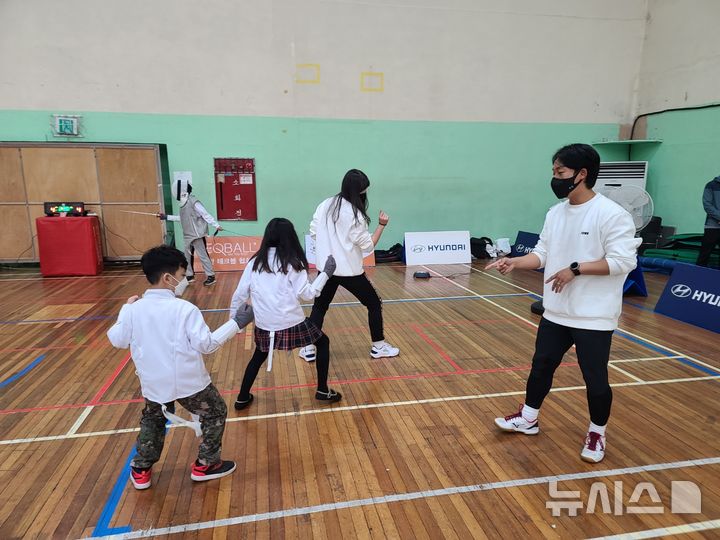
655, 262, 720, 334
404, 231, 471, 266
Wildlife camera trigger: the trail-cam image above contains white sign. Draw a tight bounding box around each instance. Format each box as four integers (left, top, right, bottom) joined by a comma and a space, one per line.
405, 231, 471, 266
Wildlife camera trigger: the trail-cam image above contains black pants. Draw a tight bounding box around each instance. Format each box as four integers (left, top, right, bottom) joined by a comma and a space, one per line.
309, 274, 384, 342
697, 228, 720, 267
238, 334, 331, 400
525, 317, 614, 426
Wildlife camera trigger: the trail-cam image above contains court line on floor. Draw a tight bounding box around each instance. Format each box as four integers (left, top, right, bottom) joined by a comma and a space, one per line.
588, 519, 720, 539
0, 360, 573, 416
460, 265, 720, 376
610, 355, 684, 363
0, 348, 704, 418
0, 273, 147, 282
422, 266, 645, 382
0, 293, 524, 325
0, 346, 688, 417
66, 406, 95, 436
2, 374, 718, 447
409, 324, 463, 372
89, 353, 132, 404
86, 455, 720, 539
0, 354, 48, 388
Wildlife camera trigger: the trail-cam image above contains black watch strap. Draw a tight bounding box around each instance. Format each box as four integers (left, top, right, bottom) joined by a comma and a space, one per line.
570, 262, 581, 276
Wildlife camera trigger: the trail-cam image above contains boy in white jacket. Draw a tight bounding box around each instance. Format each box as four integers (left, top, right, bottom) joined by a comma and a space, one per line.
107, 245, 239, 489
488, 144, 641, 464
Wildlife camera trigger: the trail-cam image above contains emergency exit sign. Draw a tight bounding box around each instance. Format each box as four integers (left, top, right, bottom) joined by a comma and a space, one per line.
52, 115, 82, 137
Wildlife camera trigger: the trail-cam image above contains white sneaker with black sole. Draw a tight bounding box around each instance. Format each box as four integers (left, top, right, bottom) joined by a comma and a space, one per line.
299, 345, 316, 362
580, 432, 606, 463
494, 405, 540, 435
370, 342, 400, 359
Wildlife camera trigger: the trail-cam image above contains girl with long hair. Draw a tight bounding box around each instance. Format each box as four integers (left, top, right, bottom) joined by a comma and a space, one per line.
299, 169, 399, 361
229, 218, 340, 409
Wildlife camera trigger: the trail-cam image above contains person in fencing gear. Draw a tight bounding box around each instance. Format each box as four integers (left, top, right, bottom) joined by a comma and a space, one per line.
158, 177, 222, 287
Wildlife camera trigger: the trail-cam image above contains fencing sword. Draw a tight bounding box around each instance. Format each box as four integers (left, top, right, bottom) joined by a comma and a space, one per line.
119, 210, 161, 217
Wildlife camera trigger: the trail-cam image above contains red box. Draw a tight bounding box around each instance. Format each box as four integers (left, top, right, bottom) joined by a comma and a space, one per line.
36, 217, 104, 276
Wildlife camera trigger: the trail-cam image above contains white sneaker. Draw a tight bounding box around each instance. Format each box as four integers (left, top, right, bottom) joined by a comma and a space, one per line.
581, 432, 606, 463
370, 342, 400, 359
299, 345, 317, 362
494, 405, 539, 435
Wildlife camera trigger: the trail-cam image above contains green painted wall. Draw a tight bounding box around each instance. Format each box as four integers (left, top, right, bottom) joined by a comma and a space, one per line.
0, 109, 619, 249
633, 106, 720, 234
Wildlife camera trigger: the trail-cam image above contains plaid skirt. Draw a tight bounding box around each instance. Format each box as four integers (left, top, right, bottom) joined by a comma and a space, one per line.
254, 318, 323, 352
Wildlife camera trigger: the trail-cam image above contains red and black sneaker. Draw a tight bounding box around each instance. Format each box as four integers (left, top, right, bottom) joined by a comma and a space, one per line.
190, 460, 236, 482
130, 466, 152, 490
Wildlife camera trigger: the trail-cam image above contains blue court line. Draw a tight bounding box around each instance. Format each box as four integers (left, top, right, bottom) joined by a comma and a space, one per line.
623, 300, 656, 313
93, 418, 177, 536
91, 448, 136, 536
0, 354, 47, 388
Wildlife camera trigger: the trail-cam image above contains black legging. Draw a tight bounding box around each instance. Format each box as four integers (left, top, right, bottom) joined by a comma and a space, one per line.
525, 317, 614, 425
309, 274, 384, 342
238, 334, 330, 400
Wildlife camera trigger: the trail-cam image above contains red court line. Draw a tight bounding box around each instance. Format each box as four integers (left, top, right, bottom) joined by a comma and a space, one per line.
0, 361, 578, 416
410, 324, 463, 372
89, 353, 132, 404
0, 317, 512, 354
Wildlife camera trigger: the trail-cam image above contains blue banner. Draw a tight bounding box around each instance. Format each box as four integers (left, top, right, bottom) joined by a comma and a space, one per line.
654, 263, 720, 334
511, 231, 540, 258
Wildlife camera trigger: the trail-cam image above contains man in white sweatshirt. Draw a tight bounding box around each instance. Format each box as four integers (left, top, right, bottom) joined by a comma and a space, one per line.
488, 143, 641, 463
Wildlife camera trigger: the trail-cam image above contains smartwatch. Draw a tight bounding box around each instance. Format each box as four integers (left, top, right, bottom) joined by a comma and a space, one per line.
570, 262, 581, 276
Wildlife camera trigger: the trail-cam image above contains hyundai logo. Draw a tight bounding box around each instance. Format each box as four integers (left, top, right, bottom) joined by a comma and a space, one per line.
671, 284, 692, 298
411, 245, 425, 253
516, 244, 524, 252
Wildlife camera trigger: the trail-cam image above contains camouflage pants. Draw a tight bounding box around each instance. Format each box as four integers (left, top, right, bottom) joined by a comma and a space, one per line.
131, 383, 228, 469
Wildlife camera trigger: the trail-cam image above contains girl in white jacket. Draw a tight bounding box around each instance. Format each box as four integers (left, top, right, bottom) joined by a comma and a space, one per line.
229, 218, 340, 410
300, 169, 400, 361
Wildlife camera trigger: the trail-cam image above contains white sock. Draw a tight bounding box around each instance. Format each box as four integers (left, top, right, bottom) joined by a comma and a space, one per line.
522, 404, 539, 422
372, 340, 386, 348
589, 422, 607, 436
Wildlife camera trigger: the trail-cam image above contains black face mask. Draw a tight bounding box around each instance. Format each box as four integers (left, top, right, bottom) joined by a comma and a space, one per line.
550, 171, 581, 199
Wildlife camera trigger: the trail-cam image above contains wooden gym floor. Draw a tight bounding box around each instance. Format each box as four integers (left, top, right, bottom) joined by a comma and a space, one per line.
0, 262, 719, 539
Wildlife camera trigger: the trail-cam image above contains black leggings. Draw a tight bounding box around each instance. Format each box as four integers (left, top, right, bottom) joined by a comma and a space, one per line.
238, 334, 330, 400
525, 317, 614, 425
309, 274, 384, 342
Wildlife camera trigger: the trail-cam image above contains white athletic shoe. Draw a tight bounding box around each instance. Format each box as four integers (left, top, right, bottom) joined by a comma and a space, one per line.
494, 405, 540, 435
370, 342, 400, 359
580, 432, 606, 463
299, 345, 317, 362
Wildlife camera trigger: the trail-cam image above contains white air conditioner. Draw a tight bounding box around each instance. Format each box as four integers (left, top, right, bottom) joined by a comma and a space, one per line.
596, 161, 647, 191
